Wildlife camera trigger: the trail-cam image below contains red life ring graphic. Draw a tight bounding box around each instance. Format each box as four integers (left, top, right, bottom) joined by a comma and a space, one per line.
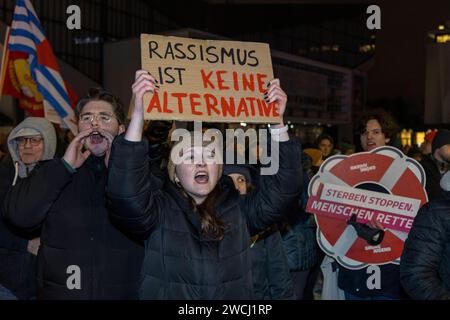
306, 146, 428, 270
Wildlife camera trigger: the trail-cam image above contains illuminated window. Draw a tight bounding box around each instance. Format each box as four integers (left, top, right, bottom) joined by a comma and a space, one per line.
400, 129, 412, 147
416, 132, 425, 146
319, 45, 340, 52
436, 34, 450, 43
359, 44, 376, 53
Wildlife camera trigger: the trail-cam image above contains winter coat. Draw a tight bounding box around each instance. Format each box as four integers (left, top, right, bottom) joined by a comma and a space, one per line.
400, 196, 450, 299
0, 117, 57, 299
280, 166, 318, 272
249, 225, 295, 299
420, 155, 444, 201
106, 135, 302, 299
0, 161, 37, 299
2, 156, 144, 299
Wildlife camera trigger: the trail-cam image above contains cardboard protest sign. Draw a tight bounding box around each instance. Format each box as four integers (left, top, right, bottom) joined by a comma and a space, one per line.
140, 34, 279, 123
306, 146, 428, 269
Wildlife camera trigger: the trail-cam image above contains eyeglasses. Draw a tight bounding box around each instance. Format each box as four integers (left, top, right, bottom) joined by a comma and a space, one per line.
17, 136, 43, 146
77, 87, 123, 125
79, 112, 116, 124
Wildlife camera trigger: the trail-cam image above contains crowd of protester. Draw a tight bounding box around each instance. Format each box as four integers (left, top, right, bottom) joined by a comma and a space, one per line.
0, 71, 449, 300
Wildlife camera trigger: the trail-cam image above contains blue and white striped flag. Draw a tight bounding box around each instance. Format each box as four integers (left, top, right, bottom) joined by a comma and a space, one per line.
8, 0, 78, 134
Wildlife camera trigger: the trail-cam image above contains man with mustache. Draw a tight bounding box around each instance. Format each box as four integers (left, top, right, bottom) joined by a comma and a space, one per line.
2, 88, 144, 299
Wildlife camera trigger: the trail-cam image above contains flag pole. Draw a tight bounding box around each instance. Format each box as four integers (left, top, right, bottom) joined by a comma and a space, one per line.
0, 26, 11, 102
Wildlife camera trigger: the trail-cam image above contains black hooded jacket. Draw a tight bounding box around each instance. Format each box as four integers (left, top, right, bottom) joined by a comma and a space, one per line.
0, 117, 58, 299
400, 194, 450, 299
0, 160, 37, 299
420, 155, 445, 201
106, 135, 302, 299
2, 156, 144, 299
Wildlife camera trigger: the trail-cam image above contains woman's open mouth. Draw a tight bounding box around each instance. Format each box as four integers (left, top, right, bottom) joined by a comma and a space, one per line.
194, 171, 209, 184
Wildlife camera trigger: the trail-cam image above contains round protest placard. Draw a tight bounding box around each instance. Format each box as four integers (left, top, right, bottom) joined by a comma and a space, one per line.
306, 146, 428, 269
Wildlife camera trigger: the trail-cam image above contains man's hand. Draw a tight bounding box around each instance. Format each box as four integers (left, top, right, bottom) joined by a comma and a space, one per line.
27, 237, 40, 256
63, 128, 93, 169
368, 219, 386, 230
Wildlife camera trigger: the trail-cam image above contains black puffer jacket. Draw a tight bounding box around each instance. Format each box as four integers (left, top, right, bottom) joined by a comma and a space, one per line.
400, 196, 450, 300
0, 161, 37, 299
280, 164, 318, 272
2, 156, 144, 299
107, 135, 302, 299
249, 225, 294, 300
420, 155, 444, 201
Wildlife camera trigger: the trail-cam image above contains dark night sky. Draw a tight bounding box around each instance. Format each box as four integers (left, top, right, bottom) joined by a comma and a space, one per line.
157, 0, 450, 123
366, 0, 450, 121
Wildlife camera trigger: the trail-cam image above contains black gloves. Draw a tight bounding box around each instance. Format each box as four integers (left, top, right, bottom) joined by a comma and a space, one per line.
347, 214, 385, 246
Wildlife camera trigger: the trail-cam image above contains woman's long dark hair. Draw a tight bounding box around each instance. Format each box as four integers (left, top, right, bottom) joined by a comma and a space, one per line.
178, 182, 227, 241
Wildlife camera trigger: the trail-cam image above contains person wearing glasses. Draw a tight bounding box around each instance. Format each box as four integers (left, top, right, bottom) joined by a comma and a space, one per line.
0, 117, 56, 300
2, 88, 144, 299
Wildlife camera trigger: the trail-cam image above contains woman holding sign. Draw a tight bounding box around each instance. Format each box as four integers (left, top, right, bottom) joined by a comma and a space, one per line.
106, 70, 302, 299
